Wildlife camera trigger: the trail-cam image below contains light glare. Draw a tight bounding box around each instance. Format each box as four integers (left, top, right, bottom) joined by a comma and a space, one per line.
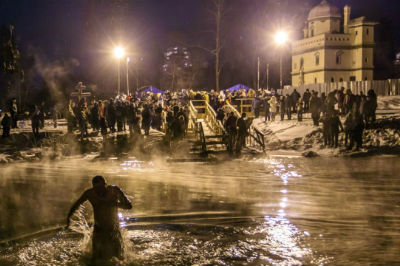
275, 30, 288, 45
114, 46, 125, 59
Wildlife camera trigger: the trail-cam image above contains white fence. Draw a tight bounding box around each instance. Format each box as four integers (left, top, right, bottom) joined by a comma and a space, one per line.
284, 79, 400, 96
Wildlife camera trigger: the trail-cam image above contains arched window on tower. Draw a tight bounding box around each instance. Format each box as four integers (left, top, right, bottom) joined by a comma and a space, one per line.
336, 51, 343, 65
300, 57, 304, 69
315, 53, 320, 66
310, 25, 314, 37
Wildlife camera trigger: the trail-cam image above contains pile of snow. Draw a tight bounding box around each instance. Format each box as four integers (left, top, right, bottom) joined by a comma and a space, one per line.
377, 95, 400, 110
252, 116, 318, 146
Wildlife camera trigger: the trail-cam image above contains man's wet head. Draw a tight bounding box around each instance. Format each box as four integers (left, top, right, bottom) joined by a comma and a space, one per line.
92, 176, 106, 194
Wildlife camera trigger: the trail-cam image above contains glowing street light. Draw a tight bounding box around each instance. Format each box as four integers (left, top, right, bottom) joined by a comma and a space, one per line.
113, 46, 125, 95
274, 30, 288, 45
113, 46, 125, 59
274, 30, 289, 92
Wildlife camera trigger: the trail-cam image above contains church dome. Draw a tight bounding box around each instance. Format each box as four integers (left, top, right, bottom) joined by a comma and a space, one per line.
308, 0, 341, 21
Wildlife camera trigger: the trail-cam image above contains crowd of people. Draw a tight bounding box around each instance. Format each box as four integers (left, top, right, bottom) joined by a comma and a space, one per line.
185, 86, 378, 150
253, 87, 377, 150
65, 91, 191, 141
1, 86, 379, 151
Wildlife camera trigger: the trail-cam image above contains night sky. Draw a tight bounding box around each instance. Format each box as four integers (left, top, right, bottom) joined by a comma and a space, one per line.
0, 0, 399, 92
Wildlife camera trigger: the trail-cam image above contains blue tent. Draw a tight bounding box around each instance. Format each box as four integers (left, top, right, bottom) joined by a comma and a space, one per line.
226, 84, 250, 92
138, 86, 164, 95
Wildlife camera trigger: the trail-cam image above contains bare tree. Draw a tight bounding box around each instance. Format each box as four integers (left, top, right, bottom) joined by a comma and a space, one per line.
183, 0, 225, 91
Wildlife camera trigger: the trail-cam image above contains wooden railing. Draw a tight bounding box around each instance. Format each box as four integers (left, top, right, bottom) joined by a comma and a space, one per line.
190, 100, 206, 119
205, 101, 225, 135
230, 98, 254, 117
190, 100, 225, 135
225, 102, 241, 118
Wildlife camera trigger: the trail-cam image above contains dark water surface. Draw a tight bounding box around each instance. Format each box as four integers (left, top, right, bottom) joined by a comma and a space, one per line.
0, 155, 400, 265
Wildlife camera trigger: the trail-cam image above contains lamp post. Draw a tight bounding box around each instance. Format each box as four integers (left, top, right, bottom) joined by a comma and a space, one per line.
113, 46, 125, 96
274, 30, 288, 93
126, 57, 130, 96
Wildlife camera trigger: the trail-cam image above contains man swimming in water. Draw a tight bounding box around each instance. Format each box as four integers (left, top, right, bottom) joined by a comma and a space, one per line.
66, 175, 132, 261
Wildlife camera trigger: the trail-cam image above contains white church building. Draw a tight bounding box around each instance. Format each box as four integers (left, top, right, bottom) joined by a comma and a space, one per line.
291, 0, 377, 87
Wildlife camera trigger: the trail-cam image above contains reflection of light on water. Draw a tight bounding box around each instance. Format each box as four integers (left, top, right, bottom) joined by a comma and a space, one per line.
119, 212, 127, 228
265, 159, 302, 186
120, 160, 142, 171
261, 216, 311, 260
119, 159, 156, 173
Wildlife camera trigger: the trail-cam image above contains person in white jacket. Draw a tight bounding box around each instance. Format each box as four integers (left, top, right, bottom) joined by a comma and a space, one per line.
268, 95, 278, 121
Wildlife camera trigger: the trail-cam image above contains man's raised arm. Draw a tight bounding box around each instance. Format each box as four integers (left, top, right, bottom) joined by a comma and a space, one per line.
115, 187, 132, 210
66, 190, 89, 229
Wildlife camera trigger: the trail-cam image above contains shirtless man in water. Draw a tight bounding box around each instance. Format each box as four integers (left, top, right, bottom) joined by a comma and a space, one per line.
66, 176, 132, 261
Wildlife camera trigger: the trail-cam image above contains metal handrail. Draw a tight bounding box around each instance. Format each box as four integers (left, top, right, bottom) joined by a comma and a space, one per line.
248, 126, 265, 151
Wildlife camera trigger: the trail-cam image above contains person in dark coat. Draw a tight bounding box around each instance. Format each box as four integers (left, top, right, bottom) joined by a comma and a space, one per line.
141, 104, 152, 136
106, 100, 116, 133
349, 105, 365, 150
343, 89, 355, 115
296, 97, 303, 122
1, 112, 11, 138
285, 94, 292, 120
39, 102, 45, 129
330, 110, 343, 148
252, 96, 261, 118
320, 112, 331, 147
153, 104, 163, 131
216, 108, 224, 122
310, 92, 321, 126
236, 113, 247, 154
367, 89, 377, 123
264, 98, 271, 122
10, 98, 18, 128
225, 112, 237, 154
115, 101, 124, 132
90, 102, 100, 132
31, 105, 41, 139
303, 89, 311, 113
337, 87, 345, 114
290, 89, 300, 113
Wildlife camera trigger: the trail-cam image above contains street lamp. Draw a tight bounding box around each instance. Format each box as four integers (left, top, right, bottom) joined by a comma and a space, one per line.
113, 46, 125, 96
274, 30, 289, 93
126, 57, 130, 96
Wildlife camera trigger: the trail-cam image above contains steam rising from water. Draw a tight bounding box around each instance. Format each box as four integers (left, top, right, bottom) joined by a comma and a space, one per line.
33, 54, 80, 108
